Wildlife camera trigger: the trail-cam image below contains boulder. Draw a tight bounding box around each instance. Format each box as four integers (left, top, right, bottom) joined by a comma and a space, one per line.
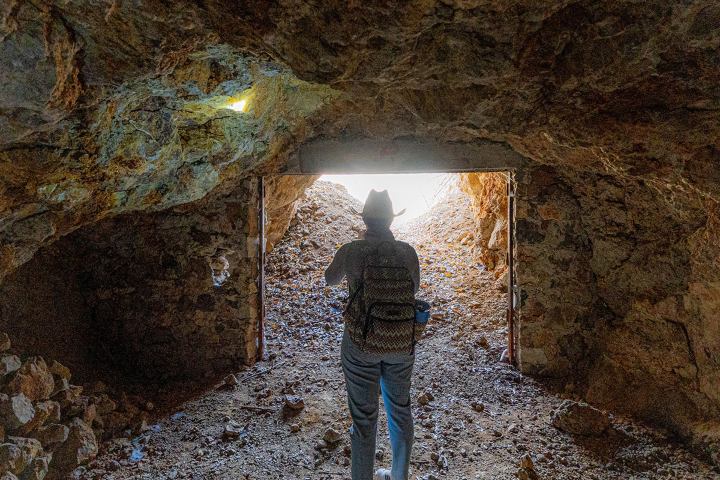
0, 357, 21, 378
6, 437, 42, 476
48, 419, 97, 477
52, 386, 82, 410
551, 400, 610, 436
6, 359, 54, 402
0, 443, 22, 474
17, 454, 50, 480
0, 394, 35, 431
31, 424, 69, 449
16, 402, 56, 436
283, 395, 305, 412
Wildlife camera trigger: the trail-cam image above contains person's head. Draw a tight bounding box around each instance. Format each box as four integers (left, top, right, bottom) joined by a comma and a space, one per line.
360, 190, 405, 232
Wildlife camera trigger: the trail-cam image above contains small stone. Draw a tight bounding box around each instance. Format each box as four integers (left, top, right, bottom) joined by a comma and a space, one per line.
476, 336, 490, 349
107, 460, 121, 471
417, 392, 434, 406
520, 454, 534, 471
290, 423, 301, 433
283, 395, 305, 411
322, 427, 342, 445
0, 332, 10, 352
0, 394, 35, 430
221, 422, 243, 441
375, 448, 384, 461
471, 402, 485, 412
7, 358, 55, 401
0, 356, 21, 377
551, 400, 610, 436
220, 374, 239, 389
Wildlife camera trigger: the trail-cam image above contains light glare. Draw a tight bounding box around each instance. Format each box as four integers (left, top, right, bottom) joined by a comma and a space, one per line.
226, 98, 248, 112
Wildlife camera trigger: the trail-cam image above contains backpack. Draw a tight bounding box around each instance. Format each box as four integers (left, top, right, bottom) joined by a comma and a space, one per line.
345, 240, 421, 355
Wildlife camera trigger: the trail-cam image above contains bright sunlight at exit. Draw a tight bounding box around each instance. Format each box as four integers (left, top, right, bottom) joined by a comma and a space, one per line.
320, 174, 453, 225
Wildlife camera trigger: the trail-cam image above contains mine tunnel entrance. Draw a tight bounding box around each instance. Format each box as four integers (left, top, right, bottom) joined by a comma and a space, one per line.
259, 172, 517, 366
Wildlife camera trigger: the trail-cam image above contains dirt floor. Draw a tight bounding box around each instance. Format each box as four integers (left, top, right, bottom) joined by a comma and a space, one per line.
85, 180, 719, 479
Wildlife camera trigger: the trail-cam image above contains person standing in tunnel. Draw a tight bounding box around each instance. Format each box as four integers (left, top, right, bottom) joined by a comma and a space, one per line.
325, 189, 422, 480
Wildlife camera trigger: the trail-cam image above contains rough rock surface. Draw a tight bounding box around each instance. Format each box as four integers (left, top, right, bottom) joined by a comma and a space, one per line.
551, 399, 611, 436
458, 172, 508, 274
0, 0, 719, 461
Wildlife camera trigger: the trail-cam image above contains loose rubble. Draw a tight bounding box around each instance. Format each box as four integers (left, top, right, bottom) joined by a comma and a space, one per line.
79, 180, 719, 479
0, 335, 149, 478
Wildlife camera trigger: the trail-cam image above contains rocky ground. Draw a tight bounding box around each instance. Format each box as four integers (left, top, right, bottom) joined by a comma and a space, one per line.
78, 180, 719, 479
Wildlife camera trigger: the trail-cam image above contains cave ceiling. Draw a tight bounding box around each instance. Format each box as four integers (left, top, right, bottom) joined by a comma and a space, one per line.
1, 0, 719, 279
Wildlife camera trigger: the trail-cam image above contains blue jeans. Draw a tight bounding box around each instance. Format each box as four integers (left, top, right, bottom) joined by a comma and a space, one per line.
341, 331, 415, 480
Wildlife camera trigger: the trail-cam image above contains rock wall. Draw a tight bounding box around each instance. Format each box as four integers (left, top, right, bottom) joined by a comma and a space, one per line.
458, 172, 508, 274
512, 162, 720, 460
0, 174, 317, 383
1, 178, 263, 382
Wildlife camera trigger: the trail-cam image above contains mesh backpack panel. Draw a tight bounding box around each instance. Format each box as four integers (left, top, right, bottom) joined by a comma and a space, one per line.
345, 241, 420, 354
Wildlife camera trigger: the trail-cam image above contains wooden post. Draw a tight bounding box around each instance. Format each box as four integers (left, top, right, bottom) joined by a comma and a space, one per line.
507, 175, 516, 365
256, 176, 267, 361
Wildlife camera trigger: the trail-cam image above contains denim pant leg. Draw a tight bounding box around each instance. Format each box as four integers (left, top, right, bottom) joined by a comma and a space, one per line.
381, 357, 414, 480
342, 339, 382, 480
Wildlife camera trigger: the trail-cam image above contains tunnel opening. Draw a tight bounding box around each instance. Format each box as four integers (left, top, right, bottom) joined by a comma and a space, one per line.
260, 172, 516, 365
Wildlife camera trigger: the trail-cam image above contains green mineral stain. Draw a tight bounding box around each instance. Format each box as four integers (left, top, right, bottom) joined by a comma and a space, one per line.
92, 44, 339, 213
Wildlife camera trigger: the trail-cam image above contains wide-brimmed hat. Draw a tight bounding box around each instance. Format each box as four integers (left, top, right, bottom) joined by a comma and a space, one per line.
358, 189, 406, 219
